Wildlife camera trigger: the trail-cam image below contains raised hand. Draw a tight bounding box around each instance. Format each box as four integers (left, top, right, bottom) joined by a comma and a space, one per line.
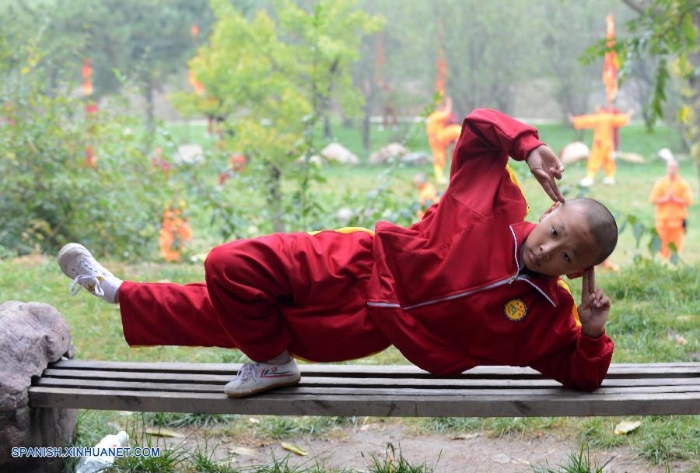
577, 267, 610, 338
526, 145, 566, 203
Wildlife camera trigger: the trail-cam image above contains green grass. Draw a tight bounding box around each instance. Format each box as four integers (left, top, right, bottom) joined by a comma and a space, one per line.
531, 445, 612, 473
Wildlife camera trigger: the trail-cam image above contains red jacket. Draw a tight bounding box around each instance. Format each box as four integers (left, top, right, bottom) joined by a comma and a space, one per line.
367, 109, 614, 391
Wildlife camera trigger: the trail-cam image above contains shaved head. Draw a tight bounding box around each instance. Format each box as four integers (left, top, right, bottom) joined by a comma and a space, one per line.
565, 198, 618, 264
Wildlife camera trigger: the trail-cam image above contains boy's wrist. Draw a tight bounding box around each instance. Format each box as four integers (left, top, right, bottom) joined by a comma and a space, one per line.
582, 327, 604, 339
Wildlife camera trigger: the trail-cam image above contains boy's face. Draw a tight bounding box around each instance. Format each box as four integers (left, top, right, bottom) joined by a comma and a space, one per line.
523, 202, 600, 278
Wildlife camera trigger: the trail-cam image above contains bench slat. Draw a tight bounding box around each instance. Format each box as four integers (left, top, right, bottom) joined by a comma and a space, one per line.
28, 360, 700, 417
32, 374, 700, 391
28, 386, 700, 417
44, 360, 700, 378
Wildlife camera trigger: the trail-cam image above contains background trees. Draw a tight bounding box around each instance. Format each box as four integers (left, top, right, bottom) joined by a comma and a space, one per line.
610, 0, 700, 182
173, 0, 382, 232
1, 0, 697, 257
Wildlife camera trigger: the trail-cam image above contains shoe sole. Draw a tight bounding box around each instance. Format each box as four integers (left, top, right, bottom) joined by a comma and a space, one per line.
225, 377, 301, 399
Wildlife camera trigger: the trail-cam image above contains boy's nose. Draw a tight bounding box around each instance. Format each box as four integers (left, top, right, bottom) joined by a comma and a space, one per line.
539, 244, 554, 259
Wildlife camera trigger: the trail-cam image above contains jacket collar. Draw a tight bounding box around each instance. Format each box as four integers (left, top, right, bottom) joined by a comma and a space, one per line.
510, 221, 563, 306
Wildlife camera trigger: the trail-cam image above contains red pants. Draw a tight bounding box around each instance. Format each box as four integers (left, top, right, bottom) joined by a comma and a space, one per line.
119, 230, 391, 362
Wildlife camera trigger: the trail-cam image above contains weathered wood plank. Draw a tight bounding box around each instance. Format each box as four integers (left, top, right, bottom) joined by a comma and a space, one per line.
28, 360, 700, 417
32, 374, 700, 391
30, 377, 700, 398
44, 360, 700, 378
28, 386, 700, 417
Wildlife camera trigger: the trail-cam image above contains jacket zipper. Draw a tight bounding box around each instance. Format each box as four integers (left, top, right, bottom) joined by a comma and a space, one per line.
366, 225, 556, 310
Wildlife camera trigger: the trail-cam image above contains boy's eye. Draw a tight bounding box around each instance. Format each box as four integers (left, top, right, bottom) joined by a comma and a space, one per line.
551, 226, 558, 236
563, 252, 571, 262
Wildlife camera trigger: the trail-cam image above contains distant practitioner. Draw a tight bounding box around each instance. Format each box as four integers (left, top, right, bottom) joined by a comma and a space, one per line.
413, 172, 441, 219
649, 159, 693, 259
569, 107, 634, 187
426, 96, 462, 184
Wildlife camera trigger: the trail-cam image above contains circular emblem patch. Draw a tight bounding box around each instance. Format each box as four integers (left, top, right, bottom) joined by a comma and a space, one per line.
504, 299, 527, 322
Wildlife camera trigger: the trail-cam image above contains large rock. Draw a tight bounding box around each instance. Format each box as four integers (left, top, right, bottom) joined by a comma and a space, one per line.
0, 301, 77, 473
559, 141, 589, 164
174, 144, 204, 164
320, 143, 359, 165
368, 142, 410, 164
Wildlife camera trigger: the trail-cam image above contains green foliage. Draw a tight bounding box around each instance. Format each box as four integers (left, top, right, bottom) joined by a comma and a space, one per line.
0, 38, 168, 258
631, 416, 700, 465
583, 0, 700, 127
531, 445, 612, 473
173, 0, 383, 233
143, 412, 236, 428
362, 443, 439, 473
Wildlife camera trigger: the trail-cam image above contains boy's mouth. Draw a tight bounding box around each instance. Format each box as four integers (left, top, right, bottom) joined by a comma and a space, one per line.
529, 250, 540, 266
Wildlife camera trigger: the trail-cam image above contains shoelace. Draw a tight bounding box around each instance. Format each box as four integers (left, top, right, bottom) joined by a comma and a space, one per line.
70, 274, 105, 297
236, 363, 259, 382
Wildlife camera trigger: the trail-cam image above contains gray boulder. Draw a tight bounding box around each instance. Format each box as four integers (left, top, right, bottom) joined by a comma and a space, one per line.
0, 301, 77, 473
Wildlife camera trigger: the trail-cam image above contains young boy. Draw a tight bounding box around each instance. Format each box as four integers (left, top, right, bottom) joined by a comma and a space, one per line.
58, 109, 616, 398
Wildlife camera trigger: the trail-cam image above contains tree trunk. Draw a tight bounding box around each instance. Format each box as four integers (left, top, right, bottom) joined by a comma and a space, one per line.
323, 114, 332, 139
361, 81, 373, 151
144, 79, 156, 143
265, 161, 285, 233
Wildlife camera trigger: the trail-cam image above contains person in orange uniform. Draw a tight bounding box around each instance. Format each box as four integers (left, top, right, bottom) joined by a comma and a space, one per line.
569, 107, 633, 187
413, 172, 441, 219
649, 159, 693, 259
159, 203, 194, 262
426, 96, 462, 184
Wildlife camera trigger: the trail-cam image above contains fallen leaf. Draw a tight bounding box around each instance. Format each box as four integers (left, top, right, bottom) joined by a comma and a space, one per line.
145, 428, 185, 438
281, 442, 308, 456
248, 417, 260, 424
452, 433, 480, 440
613, 420, 641, 435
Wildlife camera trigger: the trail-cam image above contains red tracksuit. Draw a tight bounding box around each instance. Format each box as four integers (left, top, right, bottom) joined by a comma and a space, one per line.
120, 109, 613, 391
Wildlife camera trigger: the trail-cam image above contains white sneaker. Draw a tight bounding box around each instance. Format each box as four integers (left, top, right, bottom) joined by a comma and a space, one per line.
57, 243, 122, 303
578, 177, 594, 187
225, 359, 301, 398
603, 176, 616, 185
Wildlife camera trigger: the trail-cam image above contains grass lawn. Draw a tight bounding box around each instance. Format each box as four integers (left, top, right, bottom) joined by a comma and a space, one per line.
2, 117, 699, 472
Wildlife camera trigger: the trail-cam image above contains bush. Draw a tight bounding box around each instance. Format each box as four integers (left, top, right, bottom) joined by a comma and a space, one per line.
0, 53, 169, 259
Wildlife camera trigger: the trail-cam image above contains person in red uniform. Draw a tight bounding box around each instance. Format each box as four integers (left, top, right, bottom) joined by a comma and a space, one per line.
57, 109, 617, 398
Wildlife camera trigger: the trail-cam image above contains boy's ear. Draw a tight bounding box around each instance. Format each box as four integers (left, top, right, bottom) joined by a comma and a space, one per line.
538, 201, 562, 222
566, 270, 584, 280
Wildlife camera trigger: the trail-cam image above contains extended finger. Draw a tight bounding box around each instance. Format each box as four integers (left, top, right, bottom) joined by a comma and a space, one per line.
582, 267, 593, 296
588, 267, 596, 294
548, 166, 563, 180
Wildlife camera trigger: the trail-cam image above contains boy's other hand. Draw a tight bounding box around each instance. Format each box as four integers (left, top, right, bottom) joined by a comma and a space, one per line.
526, 145, 565, 203
577, 267, 610, 338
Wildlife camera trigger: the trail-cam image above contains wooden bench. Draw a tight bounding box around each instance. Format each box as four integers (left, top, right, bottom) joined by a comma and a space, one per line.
28, 359, 700, 417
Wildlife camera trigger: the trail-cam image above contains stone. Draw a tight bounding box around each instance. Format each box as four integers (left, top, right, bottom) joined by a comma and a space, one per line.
368, 142, 410, 164
615, 151, 646, 163
657, 148, 674, 162
320, 143, 359, 165
400, 151, 431, 166
174, 144, 204, 164
559, 141, 589, 164
0, 301, 77, 473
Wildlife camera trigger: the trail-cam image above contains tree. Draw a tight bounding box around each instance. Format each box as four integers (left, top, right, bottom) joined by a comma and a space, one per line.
588, 0, 700, 182
61, 0, 215, 137
176, 0, 382, 233
0, 24, 170, 258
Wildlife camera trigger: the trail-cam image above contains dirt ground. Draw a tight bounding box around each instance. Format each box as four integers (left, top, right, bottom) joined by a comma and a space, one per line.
156, 422, 696, 473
